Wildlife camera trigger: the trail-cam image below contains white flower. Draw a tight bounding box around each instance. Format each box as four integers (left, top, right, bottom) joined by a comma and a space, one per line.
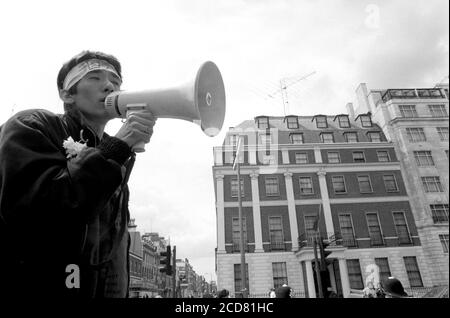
63, 136, 87, 159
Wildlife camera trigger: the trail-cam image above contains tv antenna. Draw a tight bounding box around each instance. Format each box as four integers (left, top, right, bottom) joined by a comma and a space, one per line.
268, 71, 316, 115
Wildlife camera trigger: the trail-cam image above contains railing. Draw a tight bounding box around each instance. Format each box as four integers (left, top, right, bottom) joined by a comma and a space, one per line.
269, 241, 286, 251
298, 232, 344, 249
369, 235, 385, 247
232, 242, 249, 253
382, 88, 444, 102
246, 291, 306, 298
432, 215, 449, 224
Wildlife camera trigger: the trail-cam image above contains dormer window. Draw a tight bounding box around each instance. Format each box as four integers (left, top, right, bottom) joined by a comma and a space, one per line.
334, 114, 350, 128
320, 132, 334, 143
229, 134, 239, 147
367, 131, 382, 142
284, 116, 299, 129
356, 113, 372, 127
313, 115, 328, 128
290, 133, 304, 144
344, 131, 358, 143
255, 116, 269, 129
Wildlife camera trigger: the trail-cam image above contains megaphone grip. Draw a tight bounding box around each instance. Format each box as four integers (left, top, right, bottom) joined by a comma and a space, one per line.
132, 142, 146, 153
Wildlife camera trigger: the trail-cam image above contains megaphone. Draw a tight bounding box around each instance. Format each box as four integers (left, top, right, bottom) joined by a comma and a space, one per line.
104, 61, 226, 152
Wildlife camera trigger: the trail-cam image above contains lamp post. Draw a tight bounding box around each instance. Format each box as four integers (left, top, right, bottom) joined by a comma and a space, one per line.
233, 136, 247, 298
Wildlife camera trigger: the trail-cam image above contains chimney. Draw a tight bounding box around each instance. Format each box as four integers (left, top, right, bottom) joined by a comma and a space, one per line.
346, 102, 355, 121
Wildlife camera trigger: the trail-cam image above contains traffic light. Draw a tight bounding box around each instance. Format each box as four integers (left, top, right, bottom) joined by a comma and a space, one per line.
159, 245, 172, 275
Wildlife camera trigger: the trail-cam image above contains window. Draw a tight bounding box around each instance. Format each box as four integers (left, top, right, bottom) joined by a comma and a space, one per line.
332, 176, 347, 193
393, 212, 411, 245
366, 213, 384, 246
315, 116, 328, 128
430, 204, 449, 223
377, 150, 390, 162
320, 132, 334, 143
260, 133, 272, 144
272, 262, 288, 288
299, 177, 314, 195
327, 152, 341, 163
352, 151, 366, 163
375, 258, 392, 284
437, 127, 449, 141
358, 175, 373, 193
295, 152, 309, 164
338, 116, 350, 128
286, 116, 299, 129
439, 234, 449, 253
232, 217, 247, 252
338, 214, 357, 247
304, 215, 318, 240
344, 132, 358, 143
368, 132, 382, 142
269, 216, 285, 250
403, 256, 423, 287
383, 175, 399, 192
446, 150, 449, 159
234, 264, 249, 293
262, 154, 276, 165
256, 117, 269, 129
414, 151, 434, 166
422, 176, 444, 192
265, 177, 280, 196
406, 128, 426, 142
290, 133, 304, 144
231, 178, 245, 197
346, 259, 364, 289
429, 105, 448, 117
399, 105, 418, 117
229, 135, 239, 147
360, 115, 372, 127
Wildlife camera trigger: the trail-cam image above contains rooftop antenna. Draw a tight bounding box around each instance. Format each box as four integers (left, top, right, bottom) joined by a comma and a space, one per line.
434, 75, 449, 88
268, 71, 316, 115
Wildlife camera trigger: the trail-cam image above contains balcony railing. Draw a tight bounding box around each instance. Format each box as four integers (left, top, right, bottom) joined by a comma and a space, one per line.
298, 232, 344, 249
432, 214, 449, 224
269, 241, 286, 251
382, 88, 444, 102
369, 235, 385, 247
232, 242, 249, 253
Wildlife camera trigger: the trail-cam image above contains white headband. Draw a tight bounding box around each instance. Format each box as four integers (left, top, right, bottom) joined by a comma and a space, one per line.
62, 58, 121, 91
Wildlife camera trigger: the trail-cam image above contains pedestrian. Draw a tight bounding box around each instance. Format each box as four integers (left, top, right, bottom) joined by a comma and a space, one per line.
217, 289, 230, 298
269, 288, 276, 298
275, 284, 292, 298
0, 50, 156, 298
381, 277, 409, 298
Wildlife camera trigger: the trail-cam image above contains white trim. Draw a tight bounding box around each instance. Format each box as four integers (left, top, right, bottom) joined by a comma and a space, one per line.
222, 196, 411, 208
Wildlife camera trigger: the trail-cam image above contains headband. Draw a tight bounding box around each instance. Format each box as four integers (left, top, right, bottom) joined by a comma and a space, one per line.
62, 58, 121, 91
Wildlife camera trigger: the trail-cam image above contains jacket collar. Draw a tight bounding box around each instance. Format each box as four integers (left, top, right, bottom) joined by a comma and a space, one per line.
62, 108, 101, 148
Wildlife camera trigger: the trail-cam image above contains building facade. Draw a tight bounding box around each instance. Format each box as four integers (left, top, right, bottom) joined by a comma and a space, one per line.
213, 114, 434, 297
354, 83, 449, 286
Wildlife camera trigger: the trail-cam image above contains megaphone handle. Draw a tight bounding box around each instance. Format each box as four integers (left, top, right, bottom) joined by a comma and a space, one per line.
132, 141, 146, 153
126, 106, 149, 153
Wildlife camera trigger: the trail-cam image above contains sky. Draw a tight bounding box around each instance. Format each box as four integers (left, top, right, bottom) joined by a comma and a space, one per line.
0, 0, 448, 282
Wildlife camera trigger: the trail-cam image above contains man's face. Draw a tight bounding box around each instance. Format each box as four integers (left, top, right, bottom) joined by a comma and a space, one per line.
71, 69, 121, 122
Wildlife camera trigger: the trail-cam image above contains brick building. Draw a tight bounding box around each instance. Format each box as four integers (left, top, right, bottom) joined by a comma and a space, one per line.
212, 113, 433, 297
354, 82, 449, 286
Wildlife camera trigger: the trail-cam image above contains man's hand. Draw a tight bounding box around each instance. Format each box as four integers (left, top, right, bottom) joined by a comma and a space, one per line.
115, 109, 156, 152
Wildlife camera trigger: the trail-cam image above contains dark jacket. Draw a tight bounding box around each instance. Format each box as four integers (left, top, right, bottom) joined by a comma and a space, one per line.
0, 108, 134, 298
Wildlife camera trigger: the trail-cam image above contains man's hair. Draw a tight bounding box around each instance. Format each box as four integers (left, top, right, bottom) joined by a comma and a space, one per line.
57, 51, 122, 110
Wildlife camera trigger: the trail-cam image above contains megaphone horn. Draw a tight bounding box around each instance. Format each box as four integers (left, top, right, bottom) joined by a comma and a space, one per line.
104, 61, 226, 141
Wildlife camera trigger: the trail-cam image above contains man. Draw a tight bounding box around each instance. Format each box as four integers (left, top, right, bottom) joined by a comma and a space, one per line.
381, 277, 409, 298
0, 51, 155, 298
